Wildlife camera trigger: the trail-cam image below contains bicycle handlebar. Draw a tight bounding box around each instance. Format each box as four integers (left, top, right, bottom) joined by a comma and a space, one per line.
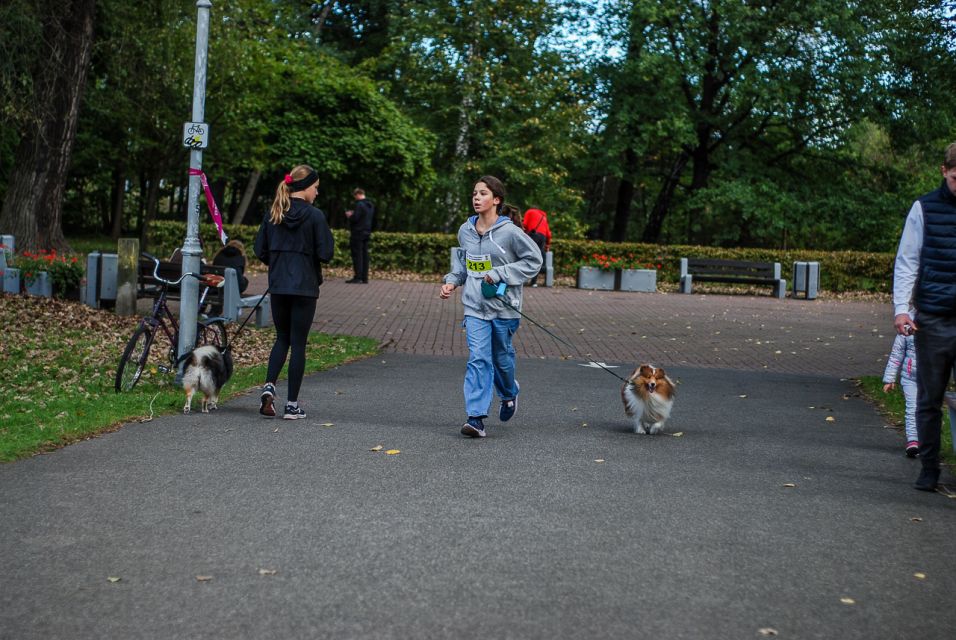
141, 252, 202, 287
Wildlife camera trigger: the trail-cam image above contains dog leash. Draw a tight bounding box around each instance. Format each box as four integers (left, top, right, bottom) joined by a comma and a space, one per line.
224, 286, 271, 355
487, 284, 630, 385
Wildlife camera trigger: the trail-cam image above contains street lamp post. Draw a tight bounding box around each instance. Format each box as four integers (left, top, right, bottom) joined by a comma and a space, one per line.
177, 0, 212, 373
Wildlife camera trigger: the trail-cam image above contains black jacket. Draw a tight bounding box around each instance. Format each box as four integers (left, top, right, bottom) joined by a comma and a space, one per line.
915, 180, 956, 315
254, 198, 334, 297
348, 199, 374, 236
212, 245, 249, 294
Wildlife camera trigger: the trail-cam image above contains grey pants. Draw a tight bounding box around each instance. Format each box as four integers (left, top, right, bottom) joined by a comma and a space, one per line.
914, 312, 956, 469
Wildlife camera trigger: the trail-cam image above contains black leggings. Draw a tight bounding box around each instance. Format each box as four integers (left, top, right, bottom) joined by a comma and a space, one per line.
266, 294, 317, 402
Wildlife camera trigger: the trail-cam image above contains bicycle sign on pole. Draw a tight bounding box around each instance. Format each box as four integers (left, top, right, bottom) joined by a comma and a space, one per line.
182, 121, 209, 149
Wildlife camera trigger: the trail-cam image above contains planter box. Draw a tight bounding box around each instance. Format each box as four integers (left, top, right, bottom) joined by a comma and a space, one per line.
618, 268, 657, 292
576, 266, 616, 290
2, 268, 19, 294
25, 271, 52, 297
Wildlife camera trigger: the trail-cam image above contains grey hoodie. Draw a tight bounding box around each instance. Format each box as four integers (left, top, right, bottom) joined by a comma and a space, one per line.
443, 215, 543, 320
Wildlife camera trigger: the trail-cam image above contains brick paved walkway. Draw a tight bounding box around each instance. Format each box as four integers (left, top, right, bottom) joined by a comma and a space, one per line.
249, 274, 890, 378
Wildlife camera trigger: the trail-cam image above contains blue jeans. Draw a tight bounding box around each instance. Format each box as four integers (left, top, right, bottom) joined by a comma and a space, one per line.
463, 316, 520, 418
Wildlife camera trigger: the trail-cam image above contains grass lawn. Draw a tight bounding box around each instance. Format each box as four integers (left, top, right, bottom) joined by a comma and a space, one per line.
857, 376, 955, 467
0, 294, 378, 462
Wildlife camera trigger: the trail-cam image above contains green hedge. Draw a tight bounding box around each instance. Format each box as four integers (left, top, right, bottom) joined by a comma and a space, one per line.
144, 222, 894, 293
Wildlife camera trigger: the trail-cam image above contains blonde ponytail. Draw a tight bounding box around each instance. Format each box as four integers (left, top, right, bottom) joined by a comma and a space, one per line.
269, 164, 318, 224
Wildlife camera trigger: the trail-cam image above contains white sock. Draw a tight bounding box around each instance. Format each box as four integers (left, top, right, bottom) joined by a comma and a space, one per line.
287, 401, 298, 408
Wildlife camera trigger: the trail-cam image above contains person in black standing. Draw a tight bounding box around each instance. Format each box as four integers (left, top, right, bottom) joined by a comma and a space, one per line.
345, 187, 374, 283
892, 141, 956, 491
254, 164, 334, 420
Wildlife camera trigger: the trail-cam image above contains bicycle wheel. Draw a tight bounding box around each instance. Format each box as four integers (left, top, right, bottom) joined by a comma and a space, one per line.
197, 318, 228, 349
115, 325, 154, 392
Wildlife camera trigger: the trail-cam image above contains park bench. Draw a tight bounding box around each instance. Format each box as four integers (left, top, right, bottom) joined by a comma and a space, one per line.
679, 258, 786, 298
137, 259, 270, 327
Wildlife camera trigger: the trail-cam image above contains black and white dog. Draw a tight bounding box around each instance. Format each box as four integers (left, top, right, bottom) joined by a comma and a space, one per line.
182, 345, 233, 414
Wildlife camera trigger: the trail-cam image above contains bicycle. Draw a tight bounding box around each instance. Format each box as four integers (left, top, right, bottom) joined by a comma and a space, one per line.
114, 252, 229, 392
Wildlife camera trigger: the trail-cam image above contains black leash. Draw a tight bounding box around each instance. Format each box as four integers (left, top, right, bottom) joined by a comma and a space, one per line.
224, 287, 270, 355
494, 291, 631, 385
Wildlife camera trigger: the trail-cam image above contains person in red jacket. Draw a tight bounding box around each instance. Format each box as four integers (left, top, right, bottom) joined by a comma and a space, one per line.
522, 208, 551, 287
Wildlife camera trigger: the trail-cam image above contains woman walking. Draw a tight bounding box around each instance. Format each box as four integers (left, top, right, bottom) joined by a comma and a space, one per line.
439, 175, 543, 437
254, 165, 334, 419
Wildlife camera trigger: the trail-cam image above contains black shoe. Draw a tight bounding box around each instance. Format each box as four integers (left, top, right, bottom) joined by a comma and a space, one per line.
345, 278, 362, 284
460, 417, 486, 438
914, 468, 940, 492
259, 383, 276, 417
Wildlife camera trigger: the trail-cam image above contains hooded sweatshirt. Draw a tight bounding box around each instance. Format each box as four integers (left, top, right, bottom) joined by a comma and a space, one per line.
443, 215, 543, 320
254, 198, 334, 297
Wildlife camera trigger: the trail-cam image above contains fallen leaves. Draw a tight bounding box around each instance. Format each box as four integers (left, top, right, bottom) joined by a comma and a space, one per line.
385, 449, 401, 455
258, 568, 278, 576
370, 445, 384, 452
839, 597, 855, 605
757, 629, 778, 637
913, 572, 926, 580
782, 483, 796, 488
196, 575, 213, 582
825, 416, 835, 422
320, 423, 334, 428
107, 576, 121, 583
594, 459, 605, 463
672, 432, 684, 437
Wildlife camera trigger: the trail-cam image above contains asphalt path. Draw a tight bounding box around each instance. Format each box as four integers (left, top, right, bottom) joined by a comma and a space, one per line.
1, 353, 954, 639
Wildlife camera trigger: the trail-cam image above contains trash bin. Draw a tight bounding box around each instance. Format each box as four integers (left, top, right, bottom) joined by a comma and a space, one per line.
792, 261, 820, 300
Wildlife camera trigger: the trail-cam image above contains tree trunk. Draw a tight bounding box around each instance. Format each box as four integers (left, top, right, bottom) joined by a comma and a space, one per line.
231, 170, 260, 225
642, 152, 690, 243
110, 166, 126, 240
610, 148, 639, 242
140, 165, 163, 252
0, 0, 95, 253
444, 36, 479, 229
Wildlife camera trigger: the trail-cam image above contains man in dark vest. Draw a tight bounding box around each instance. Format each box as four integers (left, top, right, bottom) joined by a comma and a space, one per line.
893, 142, 956, 491
345, 188, 374, 284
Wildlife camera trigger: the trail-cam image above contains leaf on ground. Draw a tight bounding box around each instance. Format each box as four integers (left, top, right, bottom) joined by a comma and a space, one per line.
783, 483, 796, 488
757, 629, 778, 637
825, 416, 835, 422
913, 572, 926, 580
273, 428, 279, 433
107, 576, 121, 583
672, 432, 684, 437
739, 395, 747, 398
594, 459, 605, 463
840, 597, 855, 605
258, 568, 278, 576
196, 575, 213, 582
581, 422, 588, 427
320, 423, 334, 427
911, 517, 923, 522
370, 445, 384, 452
385, 449, 400, 455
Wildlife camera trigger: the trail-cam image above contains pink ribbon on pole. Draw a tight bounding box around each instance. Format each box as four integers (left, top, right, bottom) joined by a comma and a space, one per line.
188, 168, 228, 246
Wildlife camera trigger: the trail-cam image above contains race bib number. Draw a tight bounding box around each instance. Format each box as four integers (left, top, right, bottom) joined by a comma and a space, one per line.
466, 253, 492, 278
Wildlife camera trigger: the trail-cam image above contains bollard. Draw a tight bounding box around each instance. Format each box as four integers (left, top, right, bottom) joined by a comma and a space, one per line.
792, 261, 820, 300
115, 239, 140, 316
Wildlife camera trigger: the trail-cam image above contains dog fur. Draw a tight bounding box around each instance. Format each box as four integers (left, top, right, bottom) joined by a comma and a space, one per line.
621, 364, 675, 434
182, 345, 234, 414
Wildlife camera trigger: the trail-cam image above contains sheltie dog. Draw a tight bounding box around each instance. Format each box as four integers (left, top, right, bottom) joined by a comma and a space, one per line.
621, 364, 675, 434
182, 345, 234, 414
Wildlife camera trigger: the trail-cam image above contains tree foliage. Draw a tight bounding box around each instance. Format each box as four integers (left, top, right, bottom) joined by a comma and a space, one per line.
0, 0, 954, 252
